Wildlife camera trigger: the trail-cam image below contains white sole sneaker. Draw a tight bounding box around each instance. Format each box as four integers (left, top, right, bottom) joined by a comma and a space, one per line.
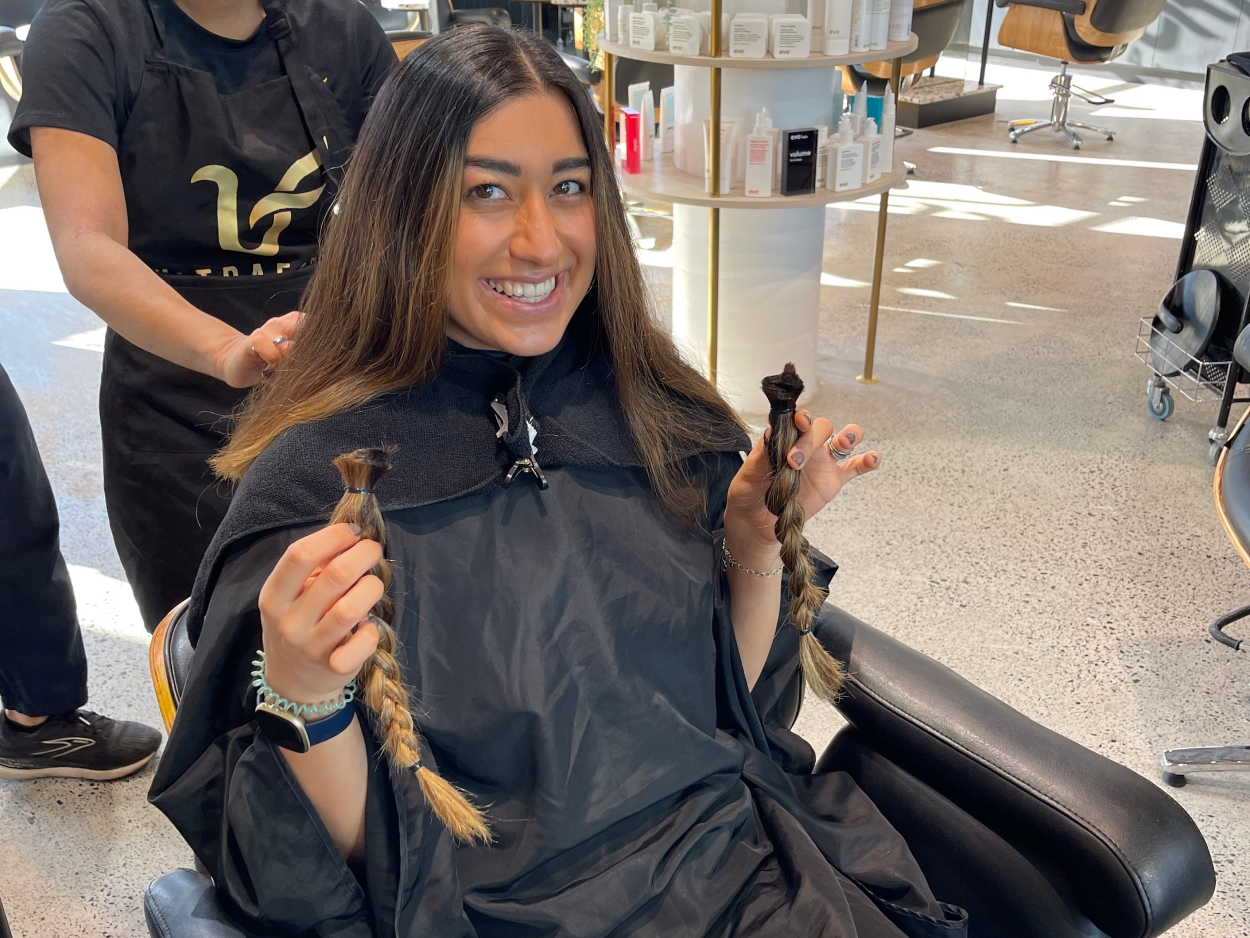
0, 750, 156, 781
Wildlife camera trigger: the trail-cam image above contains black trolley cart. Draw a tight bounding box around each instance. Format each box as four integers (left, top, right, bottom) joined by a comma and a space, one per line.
1137, 54, 1250, 464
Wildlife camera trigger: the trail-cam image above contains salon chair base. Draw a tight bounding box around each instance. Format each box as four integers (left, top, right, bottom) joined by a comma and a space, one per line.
1008, 62, 1115, 148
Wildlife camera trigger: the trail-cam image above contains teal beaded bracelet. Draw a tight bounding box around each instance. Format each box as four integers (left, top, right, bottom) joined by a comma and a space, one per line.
250, 649, 357, 719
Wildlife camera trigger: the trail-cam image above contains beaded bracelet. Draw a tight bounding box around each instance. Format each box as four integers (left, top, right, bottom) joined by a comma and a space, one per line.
250, 649, 356, 720
722, 542, 784, 578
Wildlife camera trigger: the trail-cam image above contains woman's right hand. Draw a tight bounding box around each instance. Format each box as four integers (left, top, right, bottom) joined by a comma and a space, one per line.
216, 309, 305, 388
257, 523, 384, 707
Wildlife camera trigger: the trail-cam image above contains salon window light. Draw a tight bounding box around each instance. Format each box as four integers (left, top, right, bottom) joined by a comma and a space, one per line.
897, 287, 956, 300
927, 146, 1197, 173
904, 258, 941, 268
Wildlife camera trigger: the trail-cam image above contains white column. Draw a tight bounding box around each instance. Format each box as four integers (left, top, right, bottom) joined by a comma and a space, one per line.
668, 63, 838, 413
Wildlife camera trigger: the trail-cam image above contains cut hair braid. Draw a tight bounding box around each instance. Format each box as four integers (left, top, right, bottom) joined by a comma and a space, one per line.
760, 365, 845, 702
329, 447, 491, 844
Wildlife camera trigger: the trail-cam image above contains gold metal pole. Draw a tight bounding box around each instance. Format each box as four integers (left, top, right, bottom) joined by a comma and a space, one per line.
707, 0, 722, 383
603, 50, 614, 151
532, 0, 542, 32
856, 55, 904, 386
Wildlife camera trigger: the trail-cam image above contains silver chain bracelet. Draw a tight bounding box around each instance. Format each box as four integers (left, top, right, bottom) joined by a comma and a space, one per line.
722, 541, 784, 578
251, 649, 357, 719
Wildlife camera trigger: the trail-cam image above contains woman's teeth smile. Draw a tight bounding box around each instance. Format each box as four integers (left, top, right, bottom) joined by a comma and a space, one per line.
485, 276, 557, 304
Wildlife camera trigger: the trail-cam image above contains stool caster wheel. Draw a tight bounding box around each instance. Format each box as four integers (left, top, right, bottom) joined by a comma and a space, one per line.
1162, 771, 1187, 788
1148, 388, 1173, 420
1209, 441, 1223, 467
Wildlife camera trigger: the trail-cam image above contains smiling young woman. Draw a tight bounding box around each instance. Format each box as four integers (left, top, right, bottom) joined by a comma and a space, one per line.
147, 24, 957, 938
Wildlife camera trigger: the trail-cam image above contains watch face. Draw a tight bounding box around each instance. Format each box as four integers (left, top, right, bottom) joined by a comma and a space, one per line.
256, 704, 311, 753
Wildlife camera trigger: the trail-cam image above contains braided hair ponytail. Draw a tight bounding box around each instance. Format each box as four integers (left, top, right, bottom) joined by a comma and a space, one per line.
329, 447, 491, 844
760, 365, 846, 703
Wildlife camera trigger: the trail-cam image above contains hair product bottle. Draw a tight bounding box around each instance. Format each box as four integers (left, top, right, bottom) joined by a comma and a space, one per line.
849, 0, 871, 51
781, 127, 818, 196
879, 84, 895, 173
659, 86, 676, 153
744, 111, 775, 197
629, 9, 656, 49
729, 13, 768, 57
703, 118, 739, 192
640, 89, 655, 161
813, 124, 829, 187
869, 0, 890, 50
823, 0, 852, 54
888, 0, 913, 42
771, 14, 812, 58
828, 122, 863, 192
668, 12, 702, 54
622, 107, 642, 174
617, 3, 633, 43
857, 116, 881, 183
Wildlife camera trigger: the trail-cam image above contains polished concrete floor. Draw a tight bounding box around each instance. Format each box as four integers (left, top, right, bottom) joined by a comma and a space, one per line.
2, 57, 1248, 936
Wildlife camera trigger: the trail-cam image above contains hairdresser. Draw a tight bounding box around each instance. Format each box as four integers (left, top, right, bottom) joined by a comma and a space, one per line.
7, 0, 397, 630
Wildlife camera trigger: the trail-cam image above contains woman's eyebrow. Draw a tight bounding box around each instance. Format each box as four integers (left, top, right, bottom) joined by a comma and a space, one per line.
554, 157, 591, 173
464, 157, 522, 176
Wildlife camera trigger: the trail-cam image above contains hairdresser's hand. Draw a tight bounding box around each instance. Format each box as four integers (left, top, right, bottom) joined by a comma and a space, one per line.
215, 309, 305, 388
257, 522, 383, 707
724, 412, 880, 557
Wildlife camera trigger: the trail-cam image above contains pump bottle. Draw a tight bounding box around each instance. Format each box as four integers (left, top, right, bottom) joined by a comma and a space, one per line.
828, 123, 863, 192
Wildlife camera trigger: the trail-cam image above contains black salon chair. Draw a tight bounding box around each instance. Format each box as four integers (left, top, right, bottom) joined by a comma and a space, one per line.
0, 890, 13, 938
1160, 325, 1250, 785
993, 0, 1164, 147
144, 595, 1215, 938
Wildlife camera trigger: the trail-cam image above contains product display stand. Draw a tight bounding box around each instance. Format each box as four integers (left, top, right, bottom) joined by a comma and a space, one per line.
601, 25, 916, 406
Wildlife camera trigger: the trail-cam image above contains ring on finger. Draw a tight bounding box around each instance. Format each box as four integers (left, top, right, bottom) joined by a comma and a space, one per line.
827, 435, 855, 460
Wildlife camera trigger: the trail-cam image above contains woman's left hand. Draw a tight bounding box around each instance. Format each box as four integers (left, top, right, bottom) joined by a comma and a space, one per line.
724, 411, 880, 559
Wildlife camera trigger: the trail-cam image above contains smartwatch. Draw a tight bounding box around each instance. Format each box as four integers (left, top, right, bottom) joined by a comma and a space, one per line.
256, 700, 357, 754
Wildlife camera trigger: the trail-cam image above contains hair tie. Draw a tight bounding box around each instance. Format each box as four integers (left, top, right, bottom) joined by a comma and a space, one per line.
797, 625, 813, 636
344, 486, 373, 495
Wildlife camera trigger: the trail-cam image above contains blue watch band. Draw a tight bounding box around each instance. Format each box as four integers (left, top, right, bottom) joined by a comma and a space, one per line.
304, 699, 358, 747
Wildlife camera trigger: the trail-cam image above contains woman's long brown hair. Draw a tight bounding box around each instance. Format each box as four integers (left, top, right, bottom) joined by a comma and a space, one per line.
212, 25, 743, 524
329, 448, 490, 844
762, 364, 845, 702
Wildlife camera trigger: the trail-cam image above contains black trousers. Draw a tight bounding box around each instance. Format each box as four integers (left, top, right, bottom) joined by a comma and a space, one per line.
0, 364, 88, 716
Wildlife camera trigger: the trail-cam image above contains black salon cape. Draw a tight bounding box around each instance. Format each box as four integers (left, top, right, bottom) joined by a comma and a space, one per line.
149, 316, 968, 938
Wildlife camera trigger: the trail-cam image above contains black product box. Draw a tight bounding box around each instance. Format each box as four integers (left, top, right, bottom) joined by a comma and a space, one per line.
781, 128, 817, 196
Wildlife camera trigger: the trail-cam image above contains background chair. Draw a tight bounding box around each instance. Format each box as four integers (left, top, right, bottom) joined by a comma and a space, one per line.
993, 0, 1165, 147
145, 597, 1215, 938
1161, 324, 1250, 786
841, 0, 967, 96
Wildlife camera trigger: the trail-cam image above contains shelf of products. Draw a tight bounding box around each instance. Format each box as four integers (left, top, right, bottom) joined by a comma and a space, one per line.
619, 154, 906, 209
598, 34, 917, 70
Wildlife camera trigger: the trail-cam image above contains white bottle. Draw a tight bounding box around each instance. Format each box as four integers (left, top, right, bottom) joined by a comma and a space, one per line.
658, 86, 676, 153
668, 12, 701, 54
728, 13, 768, 57
744, 111, 774, 198
869, 0, 890, 51
857, 116, 881, 183
888, 0, 913, 42
640, 89, 655, 161
847, 89, 866, 134
629, 10, 655, 49
617, 3, 633, 43
703, 118, 738, 192
849, 0, 871, 52
879, 84, 895, 174
828, 123, 863, 192
756, 106, 781, 187
771, 15, 811, 58
823, 0, 852, 54
813, 124, 829, 187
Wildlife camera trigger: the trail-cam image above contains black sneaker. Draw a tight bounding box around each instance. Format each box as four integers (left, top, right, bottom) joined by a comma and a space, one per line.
0, 709, 161, 780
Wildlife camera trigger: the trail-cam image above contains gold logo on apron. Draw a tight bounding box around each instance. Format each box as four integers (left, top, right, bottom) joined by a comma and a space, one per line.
192, 150, 325, 256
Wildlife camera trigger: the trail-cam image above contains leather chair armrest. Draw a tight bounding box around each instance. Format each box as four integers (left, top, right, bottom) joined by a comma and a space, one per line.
145, 870, 256, 938
995, 0, 1085, 12
815, 605, 1214, 938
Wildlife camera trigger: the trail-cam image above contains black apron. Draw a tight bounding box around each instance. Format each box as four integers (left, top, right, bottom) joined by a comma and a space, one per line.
103, 0, 352, 630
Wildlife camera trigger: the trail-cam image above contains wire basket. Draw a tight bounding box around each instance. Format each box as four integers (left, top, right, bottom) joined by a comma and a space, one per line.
1135, 317, 1232, 404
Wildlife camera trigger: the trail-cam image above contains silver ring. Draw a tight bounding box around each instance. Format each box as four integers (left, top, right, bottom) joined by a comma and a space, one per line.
827, 436, 854, 460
